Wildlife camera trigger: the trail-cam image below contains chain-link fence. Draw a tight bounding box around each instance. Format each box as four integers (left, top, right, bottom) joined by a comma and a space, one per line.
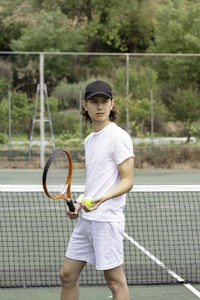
0, 51, 200, 168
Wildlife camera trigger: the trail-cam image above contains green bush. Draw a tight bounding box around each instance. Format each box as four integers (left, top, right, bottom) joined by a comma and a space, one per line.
115, 95, 168, 136
0, 91, 33, 137
52, 81, 80, 110
0, 133, 8, 144
52, 110, 80, 134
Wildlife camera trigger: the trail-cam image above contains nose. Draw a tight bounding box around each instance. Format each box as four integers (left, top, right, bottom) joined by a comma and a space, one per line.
97, 102, 103, 110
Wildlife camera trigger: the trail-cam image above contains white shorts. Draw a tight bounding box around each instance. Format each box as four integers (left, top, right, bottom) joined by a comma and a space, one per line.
66, 218, 125, 270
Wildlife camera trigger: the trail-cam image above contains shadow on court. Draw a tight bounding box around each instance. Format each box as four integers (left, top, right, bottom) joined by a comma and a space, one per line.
1, 285, 200, 300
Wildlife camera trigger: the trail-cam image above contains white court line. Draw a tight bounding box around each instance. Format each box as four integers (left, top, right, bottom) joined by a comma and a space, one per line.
0, 184, 85, 192
1, 184, 200, 192
124, 232, 200, 298
0, 207, 63, 210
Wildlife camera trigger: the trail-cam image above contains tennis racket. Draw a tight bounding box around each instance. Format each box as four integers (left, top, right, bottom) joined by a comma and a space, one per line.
42, 148, 75, 212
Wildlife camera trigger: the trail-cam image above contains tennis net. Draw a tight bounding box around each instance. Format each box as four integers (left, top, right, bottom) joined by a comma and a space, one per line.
0, 185, 200, 287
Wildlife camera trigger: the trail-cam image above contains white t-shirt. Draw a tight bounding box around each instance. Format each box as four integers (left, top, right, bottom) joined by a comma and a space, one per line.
81, 122, 134, 222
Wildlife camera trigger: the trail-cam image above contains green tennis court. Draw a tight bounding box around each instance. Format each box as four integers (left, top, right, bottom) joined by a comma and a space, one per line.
1, 285, 200, 300
0, 169, 200, 299
0, 168, 200, 185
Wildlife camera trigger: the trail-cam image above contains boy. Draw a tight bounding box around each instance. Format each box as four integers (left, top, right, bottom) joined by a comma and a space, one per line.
60, 80, 134, 300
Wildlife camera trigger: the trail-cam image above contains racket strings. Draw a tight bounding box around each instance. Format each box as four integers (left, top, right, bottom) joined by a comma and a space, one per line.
46, 151, 70, 197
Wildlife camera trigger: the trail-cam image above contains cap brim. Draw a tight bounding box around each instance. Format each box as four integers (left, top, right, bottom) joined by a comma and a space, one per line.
85, 92, 113, 100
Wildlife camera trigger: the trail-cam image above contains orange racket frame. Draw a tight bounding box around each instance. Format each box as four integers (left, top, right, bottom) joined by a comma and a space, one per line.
42, 148, 75, 211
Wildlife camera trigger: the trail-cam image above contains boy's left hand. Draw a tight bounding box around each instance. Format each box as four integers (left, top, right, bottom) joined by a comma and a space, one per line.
81, 196, 106, 213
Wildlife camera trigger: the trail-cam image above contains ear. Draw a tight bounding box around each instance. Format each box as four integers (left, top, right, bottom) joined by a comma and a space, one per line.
82, 100, 88, 111
111, 99, 115, 110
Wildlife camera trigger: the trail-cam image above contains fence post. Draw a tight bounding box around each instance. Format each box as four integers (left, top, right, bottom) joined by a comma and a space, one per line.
126, 54, 129, 132
8, 88, 11, 146
150, 89, 154, 144
40, 53, 45, 168
79, 87, 82, 145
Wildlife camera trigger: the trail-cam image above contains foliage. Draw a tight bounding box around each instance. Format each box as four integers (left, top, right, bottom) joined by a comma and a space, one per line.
52, 81, 79, 110
13, 58, 39, 98
150, 0, 200, 53
10, 8, 86, 89
0, 0, 157, 53
114, 65, 159, 99
169, 87, 200, 141
0, 0, 30, 51
116, 0, 154, 52
0, 91, 33, 136
0, 80, 9, 102
0, 133, 8, 144
11, 9, 85, 52
170, 87, 200, 123
0, 0, 200, 142
51, 110, 80, 134
47, 96, 59, 113
148, 0, 200, 88
0, 60, 13, 100
82, 0, 155, 52
115, 95, 168, 136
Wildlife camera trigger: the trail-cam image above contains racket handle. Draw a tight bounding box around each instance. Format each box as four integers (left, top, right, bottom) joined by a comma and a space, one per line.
67, 199, 75, 212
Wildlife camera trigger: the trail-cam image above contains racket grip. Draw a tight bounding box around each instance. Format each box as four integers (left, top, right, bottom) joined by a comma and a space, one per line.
67, 199, 75, 212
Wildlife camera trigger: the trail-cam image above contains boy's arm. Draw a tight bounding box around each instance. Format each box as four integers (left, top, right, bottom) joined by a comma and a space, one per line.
82, 157, 134, 212
102, 157, 134, 201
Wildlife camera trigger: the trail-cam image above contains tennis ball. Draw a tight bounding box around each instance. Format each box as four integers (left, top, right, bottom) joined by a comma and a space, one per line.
82, 197, 94, 208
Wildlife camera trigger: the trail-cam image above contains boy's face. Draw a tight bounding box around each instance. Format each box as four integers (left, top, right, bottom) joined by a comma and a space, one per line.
82, 94, 114, 125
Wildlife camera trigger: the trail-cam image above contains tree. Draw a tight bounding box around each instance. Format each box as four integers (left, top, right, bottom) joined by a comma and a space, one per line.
115, 95, 168, 136
11, 9, 85, 52
0, 60, 13, 101
116, 0, 154, 52
148, 0, 200, 87
55, 0, 94, 22
83, 0, 155, 53
114, 65, 159, 99
10, 8, 86, 89
0, 0, 37, 50
0, 92, 33, 137
170, 87, 200, 141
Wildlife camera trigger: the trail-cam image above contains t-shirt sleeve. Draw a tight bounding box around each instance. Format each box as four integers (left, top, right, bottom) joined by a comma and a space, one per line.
113, 132, 134, 165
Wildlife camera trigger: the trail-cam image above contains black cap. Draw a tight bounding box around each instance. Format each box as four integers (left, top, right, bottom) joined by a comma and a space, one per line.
84, 80, 113, 100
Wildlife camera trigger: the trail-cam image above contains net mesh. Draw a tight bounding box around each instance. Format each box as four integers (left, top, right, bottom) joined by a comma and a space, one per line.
0, 185, 200, 287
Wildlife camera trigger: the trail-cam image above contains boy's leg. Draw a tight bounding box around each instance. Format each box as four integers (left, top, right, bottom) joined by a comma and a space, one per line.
104, 265, 130, 300
60, 257, 86, 300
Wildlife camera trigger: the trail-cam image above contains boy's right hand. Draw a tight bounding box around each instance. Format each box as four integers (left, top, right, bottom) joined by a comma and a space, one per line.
66, 202, 81, 219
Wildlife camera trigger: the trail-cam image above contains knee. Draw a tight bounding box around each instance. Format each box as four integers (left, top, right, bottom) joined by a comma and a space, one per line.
60, 267, 77, 286
60, 267, 70, 284
106, 279, 122, 294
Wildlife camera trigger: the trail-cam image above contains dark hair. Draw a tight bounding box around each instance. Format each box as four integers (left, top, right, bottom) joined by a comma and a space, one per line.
81, 101, 118, 123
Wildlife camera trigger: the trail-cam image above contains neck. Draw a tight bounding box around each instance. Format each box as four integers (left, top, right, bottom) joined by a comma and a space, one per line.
92, 120, 111, 132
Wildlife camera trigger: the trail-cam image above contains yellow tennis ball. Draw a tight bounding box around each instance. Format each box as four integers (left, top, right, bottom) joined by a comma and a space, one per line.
82, 197, 94, 208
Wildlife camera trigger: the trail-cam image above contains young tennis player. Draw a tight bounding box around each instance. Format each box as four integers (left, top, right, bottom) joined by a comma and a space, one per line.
60, 80, 134, 300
